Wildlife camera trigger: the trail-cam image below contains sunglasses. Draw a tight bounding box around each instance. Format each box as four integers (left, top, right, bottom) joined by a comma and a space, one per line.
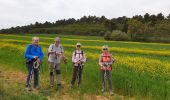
77, 45, 81, 47
103, 48, 108, 50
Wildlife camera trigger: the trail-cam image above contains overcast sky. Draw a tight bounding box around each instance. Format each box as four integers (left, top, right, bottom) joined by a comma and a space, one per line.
0, 0, 170, 29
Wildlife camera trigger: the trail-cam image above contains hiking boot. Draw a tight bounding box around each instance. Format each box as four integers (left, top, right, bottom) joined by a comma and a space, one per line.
110, 91, 114, 96
78, 84, 80, 88
57, 84, 62, 90
71, 84, 74, 88
50, 85, 54, 88
25, 87, 31, 91
34, 86, 39, 90
101, 88, 105, 93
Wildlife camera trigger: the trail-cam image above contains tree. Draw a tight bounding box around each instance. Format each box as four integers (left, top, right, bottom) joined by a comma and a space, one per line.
167, 14, 170, 20
157, 13, 164, 20
128, 19, 144, 39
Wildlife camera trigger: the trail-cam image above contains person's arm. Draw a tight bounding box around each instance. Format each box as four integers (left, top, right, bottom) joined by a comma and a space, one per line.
39, 46, 44, 61
60, 46, 64, 57
48, 44, 55, 54
99, 54, 103, 67
24, 45, 34, 60
109, 54, 114, 65
72, 51, 78, 63
81, 52, 86, 62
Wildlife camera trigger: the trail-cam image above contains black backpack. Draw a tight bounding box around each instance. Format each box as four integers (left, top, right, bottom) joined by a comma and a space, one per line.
74, 50, 84, 57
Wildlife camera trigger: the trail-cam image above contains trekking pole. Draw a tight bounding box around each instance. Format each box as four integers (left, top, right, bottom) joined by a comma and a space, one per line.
63, 56, 68, 82
28, 65, 34, 88
104, 67, 107, 90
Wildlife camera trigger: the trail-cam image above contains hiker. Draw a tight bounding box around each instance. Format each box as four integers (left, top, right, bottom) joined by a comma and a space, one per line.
71, 43, 86, 88
24, 37, 44, 91
48, 37, 67, 89
99, 45, 115, 96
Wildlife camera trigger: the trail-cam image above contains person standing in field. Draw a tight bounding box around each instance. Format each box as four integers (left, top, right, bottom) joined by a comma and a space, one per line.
71, 43, 86, 88
99, 45, 115, 96
24, 37, 44, 91
47, 37, 67, 89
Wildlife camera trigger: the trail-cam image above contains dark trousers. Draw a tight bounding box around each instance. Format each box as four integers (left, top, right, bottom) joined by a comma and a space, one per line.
101, 70, 112, 91
26, 63, 39, 88
71, 65, 83, 85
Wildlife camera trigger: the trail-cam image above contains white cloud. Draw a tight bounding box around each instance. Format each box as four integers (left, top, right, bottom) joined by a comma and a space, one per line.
0, 0, 169, 29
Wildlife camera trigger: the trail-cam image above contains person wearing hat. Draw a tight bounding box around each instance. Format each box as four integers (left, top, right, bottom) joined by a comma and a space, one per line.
99, 45, 115, 96
71, 42, 86, 88
48, 37, 66, 89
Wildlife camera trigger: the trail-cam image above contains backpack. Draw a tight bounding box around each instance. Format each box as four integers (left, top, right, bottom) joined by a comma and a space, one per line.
73, 50, 84, 66
74, 50, 84, 57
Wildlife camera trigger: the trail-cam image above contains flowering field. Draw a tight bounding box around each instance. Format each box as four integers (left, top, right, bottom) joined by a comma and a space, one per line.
0, 34, 169, 100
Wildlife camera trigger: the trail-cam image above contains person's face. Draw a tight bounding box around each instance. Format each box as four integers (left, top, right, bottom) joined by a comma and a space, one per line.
103, 48, 108, 53
76, 45, 81, 50
33, 38, 39, 46
55, 41, 60, 46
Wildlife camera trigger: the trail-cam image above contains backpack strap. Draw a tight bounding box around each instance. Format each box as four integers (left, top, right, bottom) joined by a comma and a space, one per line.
74, 50, 77, 57
81, 50, 84, 57
74, 50, 84, 57
29, 44, 32, 54
60, 46, 63, 53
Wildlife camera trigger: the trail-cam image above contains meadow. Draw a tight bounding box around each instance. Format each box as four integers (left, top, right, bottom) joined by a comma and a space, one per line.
0, 34, 169, 100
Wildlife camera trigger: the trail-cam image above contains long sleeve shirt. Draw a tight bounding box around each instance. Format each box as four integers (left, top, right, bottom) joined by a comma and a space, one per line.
24, 44, 44, 61
72, 50, 86, 66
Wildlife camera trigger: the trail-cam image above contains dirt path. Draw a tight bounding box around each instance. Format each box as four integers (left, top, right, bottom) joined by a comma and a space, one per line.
0, 67, 135, 100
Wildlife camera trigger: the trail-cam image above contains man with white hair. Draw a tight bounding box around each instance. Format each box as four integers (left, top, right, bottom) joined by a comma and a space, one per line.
24, 37, 44, 91
48, 37, 67, 89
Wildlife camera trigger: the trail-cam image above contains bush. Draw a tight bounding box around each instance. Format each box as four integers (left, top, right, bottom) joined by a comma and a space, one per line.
99, 31, 105, 36
104, 31, 112, 40
104, 30, 129, 41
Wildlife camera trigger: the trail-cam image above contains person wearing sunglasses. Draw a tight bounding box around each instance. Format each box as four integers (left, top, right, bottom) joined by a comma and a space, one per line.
71, 43, 86, 88
99, 45, 115, 96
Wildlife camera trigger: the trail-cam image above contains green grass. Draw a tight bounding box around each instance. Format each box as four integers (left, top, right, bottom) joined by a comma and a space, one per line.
0, 33, 169, 100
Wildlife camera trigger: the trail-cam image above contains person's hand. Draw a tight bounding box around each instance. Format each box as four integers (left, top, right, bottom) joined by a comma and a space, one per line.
56, 52, 61, 56
34, 56, 38, 60
50, 51, 55, 54
75, 61, 80, 64
99, 63, 103, 67
37, 58, 41, 63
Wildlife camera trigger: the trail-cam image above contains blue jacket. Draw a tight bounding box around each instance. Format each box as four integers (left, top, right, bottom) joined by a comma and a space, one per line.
24, 44, 44, 61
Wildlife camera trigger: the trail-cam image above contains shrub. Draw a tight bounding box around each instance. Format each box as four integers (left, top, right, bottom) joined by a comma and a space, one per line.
104, 30, 129, 41
104, 31, 112, 40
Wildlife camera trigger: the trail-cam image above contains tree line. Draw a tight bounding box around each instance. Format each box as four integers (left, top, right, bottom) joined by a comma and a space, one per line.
1, 13, 170, 42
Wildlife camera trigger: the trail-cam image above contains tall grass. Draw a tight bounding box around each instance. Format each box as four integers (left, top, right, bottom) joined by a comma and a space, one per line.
0, 34, 169, 100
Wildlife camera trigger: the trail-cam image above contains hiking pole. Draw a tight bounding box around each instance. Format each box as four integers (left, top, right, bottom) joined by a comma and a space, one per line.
103, 62, 109, 91
63, 56, 68, 82
28, 65, 34, 88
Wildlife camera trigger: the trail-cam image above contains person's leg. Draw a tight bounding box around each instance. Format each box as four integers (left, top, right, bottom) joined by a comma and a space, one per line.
101, 70, 105, 92
107, 70, 114, 95
34, 68, 39, 88
78, 66, 83, 86
55, 63, 62, 87
49, 62, 55, 87
71, 66, 78, 86
26, 63, 33, 89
